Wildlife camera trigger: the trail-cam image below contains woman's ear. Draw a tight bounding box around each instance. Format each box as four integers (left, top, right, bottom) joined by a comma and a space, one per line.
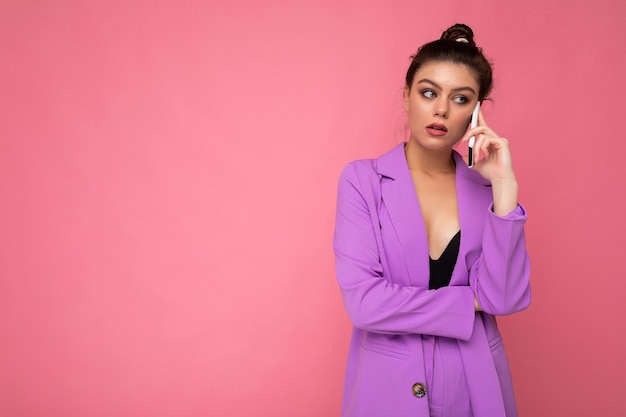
403, 86, 410, 111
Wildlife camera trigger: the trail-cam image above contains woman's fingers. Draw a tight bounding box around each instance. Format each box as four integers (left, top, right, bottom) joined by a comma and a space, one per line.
461, 109, 513, 169
461, 109, 516, 181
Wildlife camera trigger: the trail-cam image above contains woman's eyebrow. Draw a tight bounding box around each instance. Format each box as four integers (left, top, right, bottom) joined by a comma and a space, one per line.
417, 78, 477, 95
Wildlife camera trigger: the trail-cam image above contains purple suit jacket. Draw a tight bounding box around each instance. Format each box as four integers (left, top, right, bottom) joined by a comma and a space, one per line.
333, 143, 531, 417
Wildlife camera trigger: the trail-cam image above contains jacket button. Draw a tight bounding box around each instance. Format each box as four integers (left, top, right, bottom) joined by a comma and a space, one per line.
412, 382, 426, 398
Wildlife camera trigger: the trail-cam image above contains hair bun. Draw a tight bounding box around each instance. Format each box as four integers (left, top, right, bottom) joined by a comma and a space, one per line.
441, 23, 475, 46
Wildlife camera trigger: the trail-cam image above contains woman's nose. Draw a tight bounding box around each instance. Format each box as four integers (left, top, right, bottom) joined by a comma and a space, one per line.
434, 100, 448, 118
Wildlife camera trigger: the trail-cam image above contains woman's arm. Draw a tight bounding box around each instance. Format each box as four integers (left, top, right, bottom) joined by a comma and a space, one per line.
469, 206, 531, 315
462, 108, 519, 215
461, 110, 531, 314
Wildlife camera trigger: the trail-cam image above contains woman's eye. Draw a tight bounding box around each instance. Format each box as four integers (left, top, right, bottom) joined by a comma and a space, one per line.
421, 90, 436, 99
453, 95, 469, 104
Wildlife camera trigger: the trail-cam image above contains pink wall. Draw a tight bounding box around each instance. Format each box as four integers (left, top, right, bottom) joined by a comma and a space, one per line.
1, 1, 625, 416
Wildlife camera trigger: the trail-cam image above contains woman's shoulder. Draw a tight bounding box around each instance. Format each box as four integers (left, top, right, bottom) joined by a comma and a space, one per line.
337, 144, 406, 200
341, 143, 407, 180
338, 158, 378, 190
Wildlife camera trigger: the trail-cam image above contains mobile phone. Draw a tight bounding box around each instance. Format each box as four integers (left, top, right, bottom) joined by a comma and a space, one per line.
468, 101, 480, 168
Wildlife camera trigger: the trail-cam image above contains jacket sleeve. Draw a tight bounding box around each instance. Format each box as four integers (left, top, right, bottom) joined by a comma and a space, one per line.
333, 163, 476, 340
469, 204, 531, 316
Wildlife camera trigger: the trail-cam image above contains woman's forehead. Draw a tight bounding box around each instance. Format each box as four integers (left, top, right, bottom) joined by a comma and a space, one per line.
412, 61, 479, 90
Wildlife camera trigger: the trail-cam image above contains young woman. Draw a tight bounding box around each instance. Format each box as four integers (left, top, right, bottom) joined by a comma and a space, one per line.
333, 24, 531, 417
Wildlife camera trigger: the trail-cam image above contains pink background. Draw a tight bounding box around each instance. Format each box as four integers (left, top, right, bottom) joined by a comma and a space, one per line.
1, 1, 625, 416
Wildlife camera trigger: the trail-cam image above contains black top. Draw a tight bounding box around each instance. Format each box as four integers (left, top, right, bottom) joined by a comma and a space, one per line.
428, 231, 461, 290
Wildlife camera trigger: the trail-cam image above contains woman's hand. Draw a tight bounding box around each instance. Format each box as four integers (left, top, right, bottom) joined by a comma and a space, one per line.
461, 109, 519, 216
474, 296, 482, 312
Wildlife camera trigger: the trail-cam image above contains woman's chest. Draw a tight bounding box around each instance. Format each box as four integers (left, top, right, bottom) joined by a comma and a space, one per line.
410, 172, 460, 259
375, 187, 487, 288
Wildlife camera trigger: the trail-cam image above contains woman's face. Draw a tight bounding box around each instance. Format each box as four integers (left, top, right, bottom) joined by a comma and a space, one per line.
404, 61, 480, 151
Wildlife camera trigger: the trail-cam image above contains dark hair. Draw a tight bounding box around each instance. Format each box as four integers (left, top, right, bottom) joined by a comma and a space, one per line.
405, 24, 493, 101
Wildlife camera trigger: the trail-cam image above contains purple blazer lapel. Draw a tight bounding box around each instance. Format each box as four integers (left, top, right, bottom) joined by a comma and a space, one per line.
451, 150, 491, 286
376, 143, 430, 288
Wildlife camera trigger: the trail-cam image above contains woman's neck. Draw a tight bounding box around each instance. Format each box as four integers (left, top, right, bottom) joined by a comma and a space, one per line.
404, 139, 456, 175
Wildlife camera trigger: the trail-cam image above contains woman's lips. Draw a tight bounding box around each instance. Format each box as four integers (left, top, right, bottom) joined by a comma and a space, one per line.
425, 123, 448, 137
